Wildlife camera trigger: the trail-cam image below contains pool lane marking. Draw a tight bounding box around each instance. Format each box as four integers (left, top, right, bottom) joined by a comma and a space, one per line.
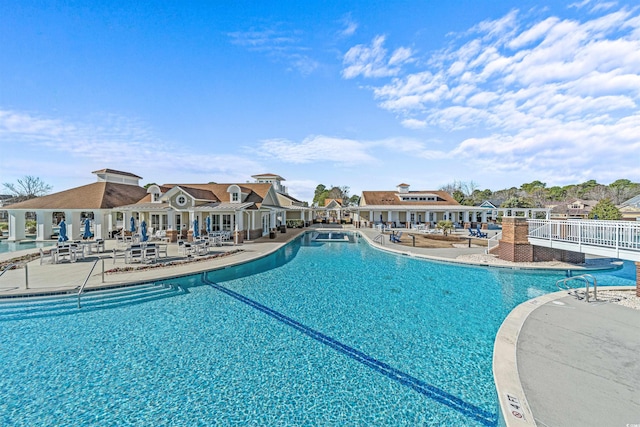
202, 274, 497, 427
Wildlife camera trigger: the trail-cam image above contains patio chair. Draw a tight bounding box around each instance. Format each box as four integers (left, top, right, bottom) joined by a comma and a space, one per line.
476, 228, 488, 238
39, 248, 54, 265
156, 243, 168, 258
125, 245, 144, 263
143, 244, 158, 263
177, 240, 191, 256
468, 228, 478, 237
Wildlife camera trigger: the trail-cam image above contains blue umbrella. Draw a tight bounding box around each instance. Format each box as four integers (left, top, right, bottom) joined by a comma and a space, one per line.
141, 220, 148, 242
193, 218, 199, 238
58, 220, 68, 242
130, 216, 136, 233
83, 219, 92, 239
206, 216, 211, 234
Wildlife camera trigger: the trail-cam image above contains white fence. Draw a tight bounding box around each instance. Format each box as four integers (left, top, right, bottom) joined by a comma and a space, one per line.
527, 219, 640, 261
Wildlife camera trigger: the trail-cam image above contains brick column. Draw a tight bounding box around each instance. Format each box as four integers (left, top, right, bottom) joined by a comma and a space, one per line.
166, 229, 178, 243
498, 217, 533, 262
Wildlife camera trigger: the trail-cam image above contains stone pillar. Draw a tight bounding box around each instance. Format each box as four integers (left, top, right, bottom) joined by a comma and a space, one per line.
166, 229, 178, 243
498, 217, 533, 262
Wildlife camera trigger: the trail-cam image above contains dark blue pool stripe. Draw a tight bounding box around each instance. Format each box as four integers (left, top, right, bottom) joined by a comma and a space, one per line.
202, 274, 497, 426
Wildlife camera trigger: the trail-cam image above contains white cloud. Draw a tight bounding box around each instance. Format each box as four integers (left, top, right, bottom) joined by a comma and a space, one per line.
341, 5, 640, 185
257, 135, 377, 165
401, 118, 427, 129
342, 35, 413, 79
227, 26, 318, 75
0, 109, 263, 184
339, 15, 358, 37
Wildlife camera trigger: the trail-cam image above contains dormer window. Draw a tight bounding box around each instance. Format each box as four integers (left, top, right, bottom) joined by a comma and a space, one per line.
147, 184, 163, 203
227, 184, 242, 203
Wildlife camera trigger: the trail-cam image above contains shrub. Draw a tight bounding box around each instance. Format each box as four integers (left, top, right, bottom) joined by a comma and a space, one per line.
436, 220, 454, 236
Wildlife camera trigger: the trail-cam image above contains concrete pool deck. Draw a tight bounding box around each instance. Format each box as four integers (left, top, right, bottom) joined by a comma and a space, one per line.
1, 225, 638, 426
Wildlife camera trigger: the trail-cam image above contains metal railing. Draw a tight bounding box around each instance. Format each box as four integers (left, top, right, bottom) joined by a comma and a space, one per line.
373, 234, 385, 245
555, 274, 598, 302
528, 219, 640, 250
0, 263, 18, 279
77, 259, 101, 309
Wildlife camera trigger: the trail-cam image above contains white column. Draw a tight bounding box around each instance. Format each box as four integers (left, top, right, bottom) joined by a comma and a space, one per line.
236, 211, 243, 232
463, 211, 470, 223
35, 210, 53, 241
93, 211, 104, 240
8, 211, 26, 241
481, 211, 488, 223
66, 211, 81, 241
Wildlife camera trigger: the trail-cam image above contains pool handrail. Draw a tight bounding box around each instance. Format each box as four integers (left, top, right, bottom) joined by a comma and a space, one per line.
77, 259, 100, 309
0, 263, 19, 279
555, 274, 598, 303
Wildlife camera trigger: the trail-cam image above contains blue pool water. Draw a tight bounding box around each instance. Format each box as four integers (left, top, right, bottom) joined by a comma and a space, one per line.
0, 238, 54, 254
0, 233, 635, 426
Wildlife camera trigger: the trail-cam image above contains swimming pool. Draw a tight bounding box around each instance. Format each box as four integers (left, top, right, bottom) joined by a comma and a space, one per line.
0, 233, 634, 426
0, 238, 54, 254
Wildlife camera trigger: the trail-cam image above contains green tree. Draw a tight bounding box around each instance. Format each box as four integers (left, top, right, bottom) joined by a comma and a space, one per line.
2, 176, 52, 202
500, 196, 536, 209
576, 179, 599, 198
313, 184, 354, 206
608, 179, 640, 204
546, 186, 566, 201
520, 180, 546, 193
451, 189, 466, 204
313, 184, 329, 206
589, 198, 621, 220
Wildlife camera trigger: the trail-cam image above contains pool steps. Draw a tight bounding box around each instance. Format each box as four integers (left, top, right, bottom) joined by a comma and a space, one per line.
0, 283, 186, 321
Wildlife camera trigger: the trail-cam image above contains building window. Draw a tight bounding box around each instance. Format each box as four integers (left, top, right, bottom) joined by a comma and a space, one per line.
222, 214, 232, 231
176, 195, 187, 206
232, 192, 239, 202
152, 193, 160, 202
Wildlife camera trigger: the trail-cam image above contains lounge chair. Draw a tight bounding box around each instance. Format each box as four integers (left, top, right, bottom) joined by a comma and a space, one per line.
468, 228, 478, 237
390, 231, 403, 243
476, 228, 488, 238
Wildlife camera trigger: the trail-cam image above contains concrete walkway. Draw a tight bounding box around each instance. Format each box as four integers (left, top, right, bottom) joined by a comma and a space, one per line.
1, 225, 638, 426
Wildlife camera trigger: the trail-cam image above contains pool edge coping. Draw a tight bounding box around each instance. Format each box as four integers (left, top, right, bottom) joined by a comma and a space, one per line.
492, 285, 636, 427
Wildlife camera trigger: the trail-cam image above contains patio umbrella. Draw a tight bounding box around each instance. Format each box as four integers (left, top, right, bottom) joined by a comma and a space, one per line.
58, 220, 68, 242
141, 220, 148, 242
83, 219, 92, 239
206, 216, 211, 234
193, 218, 199, 238
130, 216, 136, 233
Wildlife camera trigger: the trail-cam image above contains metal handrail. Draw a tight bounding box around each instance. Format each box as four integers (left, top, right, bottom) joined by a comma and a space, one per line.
77, 259, 100, 309
373, 234, 385, 245
555, 274, 598, 302
0, 263, 19, 278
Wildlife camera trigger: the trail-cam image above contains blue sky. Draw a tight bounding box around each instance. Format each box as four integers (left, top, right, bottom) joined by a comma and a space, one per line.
2, 0, 639, 202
